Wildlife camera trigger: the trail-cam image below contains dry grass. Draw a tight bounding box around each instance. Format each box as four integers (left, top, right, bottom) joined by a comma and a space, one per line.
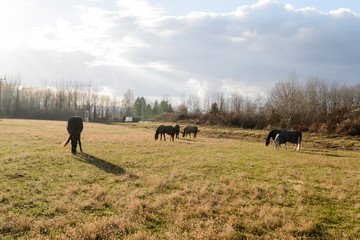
1, 119, 360, 239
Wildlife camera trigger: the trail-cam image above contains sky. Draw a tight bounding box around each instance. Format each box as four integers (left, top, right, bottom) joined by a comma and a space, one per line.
0, 0, 360, 101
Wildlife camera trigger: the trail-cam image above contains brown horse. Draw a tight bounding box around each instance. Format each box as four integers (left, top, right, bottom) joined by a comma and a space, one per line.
182, 125, 200, 138
155, 125, 175, 141
63, 116, 83, 155
173, 124, 180, 139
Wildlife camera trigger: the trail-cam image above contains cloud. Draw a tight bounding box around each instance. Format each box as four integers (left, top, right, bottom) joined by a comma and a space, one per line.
186, 79, 208, 99
1, 0, 360, 101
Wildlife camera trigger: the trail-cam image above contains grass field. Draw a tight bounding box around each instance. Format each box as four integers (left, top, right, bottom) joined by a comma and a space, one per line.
1, 118, 360, 239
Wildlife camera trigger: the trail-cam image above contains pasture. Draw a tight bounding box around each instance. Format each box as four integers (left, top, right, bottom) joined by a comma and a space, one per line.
1, 119, 360, 239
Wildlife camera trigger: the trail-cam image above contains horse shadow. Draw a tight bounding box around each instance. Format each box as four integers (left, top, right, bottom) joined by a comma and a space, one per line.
75, 152, 126, 175
301, 149, 345, 158
181, 138, 196, 142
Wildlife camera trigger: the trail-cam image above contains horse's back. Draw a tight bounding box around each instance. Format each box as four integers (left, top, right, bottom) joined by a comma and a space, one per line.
67, 116, 83, 135
174, 124, 180, 136
185, 125, 198, 133
160, 125, 174, 134
157, 125, 165, 131
279, 130, 301, 144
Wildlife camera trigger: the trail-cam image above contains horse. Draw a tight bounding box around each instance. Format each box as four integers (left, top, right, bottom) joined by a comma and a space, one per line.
182, 125, 200, 138
173, 124, 180, 139
265, 129, 281, 149
274, 130, 302, 151
63, 116, 83, 155
155, 125, 175, 141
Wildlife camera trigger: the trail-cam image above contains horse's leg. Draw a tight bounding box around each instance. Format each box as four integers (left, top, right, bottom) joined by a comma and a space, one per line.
71, 136, 77, 155
78, 134, 82, 152
164, 134, 166, 141
293, 144, 297, 151
274, 134, 280, 150
284, 143, 287, 150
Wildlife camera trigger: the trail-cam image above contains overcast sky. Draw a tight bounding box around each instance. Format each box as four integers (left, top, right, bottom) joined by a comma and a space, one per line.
1, 0, 359, 100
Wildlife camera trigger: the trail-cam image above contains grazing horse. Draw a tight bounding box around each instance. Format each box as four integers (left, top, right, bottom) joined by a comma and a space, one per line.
265, 129, 281, 149
183, 125, 200, 138
63, 116, 83, 155
155, 125, 175, 141
173, 124, 180, 139
274, 130, 302, 151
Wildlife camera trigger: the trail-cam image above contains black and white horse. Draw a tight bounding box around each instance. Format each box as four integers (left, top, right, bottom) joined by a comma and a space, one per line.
265, 129, 281, 149
155, 125, 175, 141
182, 125, 200, 138
274, 130, 302, 151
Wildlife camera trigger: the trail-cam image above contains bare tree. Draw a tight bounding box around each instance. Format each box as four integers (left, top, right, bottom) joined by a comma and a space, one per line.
229, 93, 245, 114
187, 94, 202, 114
122, 89, 135, 117
110, 97, 119, 120
268, 71, 303, 128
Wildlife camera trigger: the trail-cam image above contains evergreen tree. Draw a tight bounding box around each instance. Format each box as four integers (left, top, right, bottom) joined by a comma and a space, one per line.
133, 97, 146, 118
145, 104, 152, 120
159, 100, 169, 113
153, 100, 160, 116
168, 104, 174, 113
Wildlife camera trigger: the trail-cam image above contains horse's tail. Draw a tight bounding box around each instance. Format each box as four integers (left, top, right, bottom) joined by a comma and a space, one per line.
182, 128, 186, 137
298, 132, 302, 144
62, 134, 71, 149
171, 128, 176, 138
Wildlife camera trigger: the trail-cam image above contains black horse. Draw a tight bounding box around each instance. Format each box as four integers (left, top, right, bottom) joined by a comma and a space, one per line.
265, 129, 281, 148
183, 125, 200, 138
63, 116, 83, 155
274, 130, 302, 151
155, 125, 175, 141
173, 124, 180, 139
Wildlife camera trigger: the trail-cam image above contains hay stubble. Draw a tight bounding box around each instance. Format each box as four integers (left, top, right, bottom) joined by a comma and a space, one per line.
0, 119, 360, 239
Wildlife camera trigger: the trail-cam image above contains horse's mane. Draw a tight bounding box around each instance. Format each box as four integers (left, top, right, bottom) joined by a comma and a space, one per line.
266, 129, 279, 145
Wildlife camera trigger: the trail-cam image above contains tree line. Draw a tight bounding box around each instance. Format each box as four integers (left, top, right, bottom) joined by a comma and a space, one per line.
174, 72, 360, 135
0, 76, 173, 121
1, 73, 360, 135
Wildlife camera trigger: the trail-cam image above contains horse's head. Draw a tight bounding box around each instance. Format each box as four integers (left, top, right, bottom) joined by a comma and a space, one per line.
266, 129, 278, 146
155, 131, 159, 140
